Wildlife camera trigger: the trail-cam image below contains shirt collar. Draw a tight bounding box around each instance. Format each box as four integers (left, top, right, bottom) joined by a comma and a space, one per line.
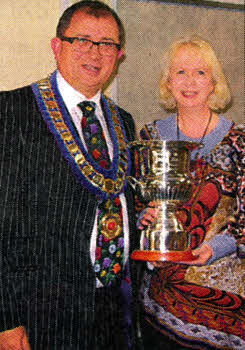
56, 70, 101, 112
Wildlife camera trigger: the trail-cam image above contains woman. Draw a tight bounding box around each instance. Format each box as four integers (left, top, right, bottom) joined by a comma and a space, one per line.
138, 36, 245, 350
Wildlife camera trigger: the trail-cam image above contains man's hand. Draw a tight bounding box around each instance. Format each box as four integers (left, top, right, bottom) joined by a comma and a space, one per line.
137, 201, 160, 230
0, 326, 31, 350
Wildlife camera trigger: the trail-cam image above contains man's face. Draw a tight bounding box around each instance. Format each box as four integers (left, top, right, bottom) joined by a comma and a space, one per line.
51, 10, 123, 98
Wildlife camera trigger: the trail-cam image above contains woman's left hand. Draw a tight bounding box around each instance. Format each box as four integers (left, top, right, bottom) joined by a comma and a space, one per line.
182, 243, 213, 265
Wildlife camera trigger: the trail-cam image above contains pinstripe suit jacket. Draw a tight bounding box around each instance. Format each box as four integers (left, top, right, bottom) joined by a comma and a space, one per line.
0, 82, 138, 349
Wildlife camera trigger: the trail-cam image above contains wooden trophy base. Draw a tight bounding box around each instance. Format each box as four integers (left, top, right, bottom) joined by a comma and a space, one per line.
130, 249, 196, 262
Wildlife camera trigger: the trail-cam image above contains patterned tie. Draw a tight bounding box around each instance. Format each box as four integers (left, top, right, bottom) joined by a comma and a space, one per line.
79, 101, 110, 169
78, 101, 124, 286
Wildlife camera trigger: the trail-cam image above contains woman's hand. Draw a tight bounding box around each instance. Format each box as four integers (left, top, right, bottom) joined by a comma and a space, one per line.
185, 243, 213, 265
137, 200, 213, 267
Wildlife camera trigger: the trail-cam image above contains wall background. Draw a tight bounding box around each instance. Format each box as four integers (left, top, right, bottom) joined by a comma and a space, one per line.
0, 0, 59, 90
0, 0, 244, 133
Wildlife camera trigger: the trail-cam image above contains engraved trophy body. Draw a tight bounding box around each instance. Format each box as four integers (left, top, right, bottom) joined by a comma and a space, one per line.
128, 140, 199, 262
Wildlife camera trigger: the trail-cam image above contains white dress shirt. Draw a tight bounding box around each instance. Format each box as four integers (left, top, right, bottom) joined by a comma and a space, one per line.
56, 72, 129, 285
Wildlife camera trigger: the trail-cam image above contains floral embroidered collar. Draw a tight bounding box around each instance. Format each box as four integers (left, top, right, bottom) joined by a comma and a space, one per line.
32, 71, 131, 201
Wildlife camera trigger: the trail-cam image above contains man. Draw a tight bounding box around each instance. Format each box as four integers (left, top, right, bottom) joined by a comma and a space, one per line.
0, 1, 138, 349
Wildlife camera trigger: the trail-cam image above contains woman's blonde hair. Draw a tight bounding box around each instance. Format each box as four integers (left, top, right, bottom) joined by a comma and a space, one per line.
159, 36, 231, 111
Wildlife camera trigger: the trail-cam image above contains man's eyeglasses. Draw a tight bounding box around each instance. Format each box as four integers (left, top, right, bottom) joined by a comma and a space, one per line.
60, 36, 121, 56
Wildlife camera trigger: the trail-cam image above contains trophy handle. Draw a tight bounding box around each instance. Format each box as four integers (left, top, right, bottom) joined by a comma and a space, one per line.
126, 176, 139, 191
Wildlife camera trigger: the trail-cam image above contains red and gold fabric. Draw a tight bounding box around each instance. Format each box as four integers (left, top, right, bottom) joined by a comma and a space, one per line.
141, 124, 245, 349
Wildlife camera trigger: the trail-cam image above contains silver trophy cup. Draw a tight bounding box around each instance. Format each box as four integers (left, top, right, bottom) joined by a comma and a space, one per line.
128, 140, 199, 262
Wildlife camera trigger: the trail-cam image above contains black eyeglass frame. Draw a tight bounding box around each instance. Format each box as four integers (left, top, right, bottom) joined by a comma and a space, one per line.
59, 36, 121, 52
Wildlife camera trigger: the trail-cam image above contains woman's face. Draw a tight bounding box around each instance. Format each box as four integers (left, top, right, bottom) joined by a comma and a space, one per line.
167, 45, 214, 110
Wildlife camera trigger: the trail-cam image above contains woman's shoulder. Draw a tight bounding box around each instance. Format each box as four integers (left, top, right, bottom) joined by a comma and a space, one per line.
140, 115, 176, 140
225, 119, 245, 138
219, 120, 245, 158
155, 115, 176, 128
230, 122, 245, 134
